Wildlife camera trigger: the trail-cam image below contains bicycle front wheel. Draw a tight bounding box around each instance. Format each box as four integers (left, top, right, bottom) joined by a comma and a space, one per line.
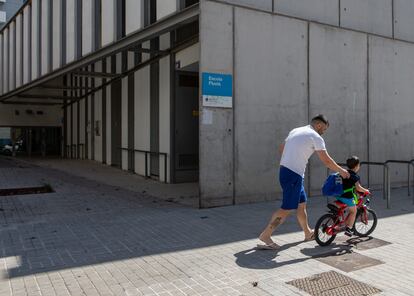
315, 213, 337, 246
353, 208, 377, 237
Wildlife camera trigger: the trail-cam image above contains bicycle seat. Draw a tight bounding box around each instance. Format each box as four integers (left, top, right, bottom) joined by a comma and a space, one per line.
334, 201, 348, 209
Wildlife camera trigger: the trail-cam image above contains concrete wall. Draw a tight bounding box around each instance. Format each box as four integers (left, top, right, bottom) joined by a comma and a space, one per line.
369, 36, 414, 184
159, 56, 171, 183
176, 43, 199, 68
394, 0, 414, 43
199, 1, 234, 207
15, 14, 22, 88
125, 0, 143, 35
1, 29, 9, 93
200, 0, 414, 206
275, 0, 339, 26
212, 0, 414, 44
52, 0, 62, 70
101, 0, 115, 46
82, 0, 94, 56
341, 0, 392, 37
66, 0, 76, 63
308, 24, 368, 191
134, 66, 150, 176
9, 21, 15, 90
219, 0, 272, 11
22, 5, 30, 83
121, 73, 129, 170
233, 7, 308, 203
40, 0, 50, 75
31, 0, 39, 79
156, 0, 177, 20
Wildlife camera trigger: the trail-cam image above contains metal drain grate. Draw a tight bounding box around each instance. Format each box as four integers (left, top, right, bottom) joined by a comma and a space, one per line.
345, 237, 392, 251
315, 251, 383, 273
0, 185, 54, 196
287, 271, 381, 296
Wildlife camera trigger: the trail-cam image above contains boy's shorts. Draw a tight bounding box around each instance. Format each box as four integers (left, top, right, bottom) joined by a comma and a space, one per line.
336, 196, 357, 207
279, 166, 307, 210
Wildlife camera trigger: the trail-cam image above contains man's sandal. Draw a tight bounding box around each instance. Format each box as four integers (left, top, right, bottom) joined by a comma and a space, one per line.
304, 231, 315, 242
256, 242, 280, 250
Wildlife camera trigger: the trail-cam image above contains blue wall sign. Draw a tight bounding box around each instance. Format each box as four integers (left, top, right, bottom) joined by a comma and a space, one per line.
202, 72, 233, 108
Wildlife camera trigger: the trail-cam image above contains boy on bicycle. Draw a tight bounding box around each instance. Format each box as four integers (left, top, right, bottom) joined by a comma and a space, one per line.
337, 156, 370, 236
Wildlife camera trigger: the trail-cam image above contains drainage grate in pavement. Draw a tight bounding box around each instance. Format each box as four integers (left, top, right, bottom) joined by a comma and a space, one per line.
315, 251, 383, 273
345, 237, 392, 251
0, 185, 54, 196
287, 270, 381, 296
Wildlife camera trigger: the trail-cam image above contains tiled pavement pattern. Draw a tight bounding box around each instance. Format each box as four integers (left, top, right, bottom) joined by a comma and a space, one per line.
1, 157, 414, 295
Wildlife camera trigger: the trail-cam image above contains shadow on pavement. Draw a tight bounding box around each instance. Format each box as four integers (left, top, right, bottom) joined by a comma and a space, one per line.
0, 156, 411, 278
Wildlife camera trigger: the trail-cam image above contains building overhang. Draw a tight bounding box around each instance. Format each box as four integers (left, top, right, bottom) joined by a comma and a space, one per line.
0, 3, 199, 106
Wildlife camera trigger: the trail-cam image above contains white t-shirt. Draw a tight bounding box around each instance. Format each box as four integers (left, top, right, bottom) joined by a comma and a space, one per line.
280, 125, 326, 177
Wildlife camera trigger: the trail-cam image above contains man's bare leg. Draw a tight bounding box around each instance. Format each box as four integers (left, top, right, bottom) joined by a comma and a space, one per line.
296, 202, 313, 239
259, 208, 290, 245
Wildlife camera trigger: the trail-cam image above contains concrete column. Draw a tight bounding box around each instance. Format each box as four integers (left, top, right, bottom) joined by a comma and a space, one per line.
199, 1, 234, 207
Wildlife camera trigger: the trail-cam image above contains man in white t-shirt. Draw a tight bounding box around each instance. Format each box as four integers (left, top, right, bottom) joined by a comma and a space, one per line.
258, 115, 350, 250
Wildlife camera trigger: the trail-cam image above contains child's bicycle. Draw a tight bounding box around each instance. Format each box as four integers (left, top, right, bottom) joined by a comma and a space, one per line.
315, 192, 378, 246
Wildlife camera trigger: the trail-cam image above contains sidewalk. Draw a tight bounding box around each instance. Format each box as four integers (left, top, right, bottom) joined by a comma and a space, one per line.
1, 156, 414, 295
16, 157, 199, 208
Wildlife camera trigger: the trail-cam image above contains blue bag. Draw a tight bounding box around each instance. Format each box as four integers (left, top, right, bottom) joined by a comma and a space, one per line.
322, 173, 344, 196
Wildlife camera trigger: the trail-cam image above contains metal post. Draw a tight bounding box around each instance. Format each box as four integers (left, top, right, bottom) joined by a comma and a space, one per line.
145, 152, 148, 178
411, 160, 414, 204
383, 165, 387, 201
164, 153, 167, 183
408, 163, 411, 196
386, 165, 391, 209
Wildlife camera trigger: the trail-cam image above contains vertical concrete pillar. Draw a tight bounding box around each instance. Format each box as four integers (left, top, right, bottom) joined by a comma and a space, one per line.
199, 1, 234, 207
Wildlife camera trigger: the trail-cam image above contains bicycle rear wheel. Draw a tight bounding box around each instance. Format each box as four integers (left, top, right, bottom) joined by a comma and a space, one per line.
353, 208, 377, 237
315, 213, 337, 246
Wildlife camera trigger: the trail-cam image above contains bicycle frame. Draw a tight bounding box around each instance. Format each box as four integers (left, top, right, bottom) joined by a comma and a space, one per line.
325, 193, 370, 236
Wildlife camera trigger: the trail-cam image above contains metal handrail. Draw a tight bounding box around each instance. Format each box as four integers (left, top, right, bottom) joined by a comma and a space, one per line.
384, 160, 413, 208
411, 160, 414, 204
120, 148, 135, 173
360, 162, 388, 202
120, 148, 168, 183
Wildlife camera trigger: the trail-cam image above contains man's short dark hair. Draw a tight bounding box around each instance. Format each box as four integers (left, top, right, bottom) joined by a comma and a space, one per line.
311, 114, 329, 126
346, 156, 360, 169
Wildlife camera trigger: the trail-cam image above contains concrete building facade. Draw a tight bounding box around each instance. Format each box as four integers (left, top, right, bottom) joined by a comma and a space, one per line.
0, 0, 413, 207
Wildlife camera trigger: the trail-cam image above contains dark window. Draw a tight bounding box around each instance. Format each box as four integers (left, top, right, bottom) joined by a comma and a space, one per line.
179, 74, 198, 88
176, 20, 198, 44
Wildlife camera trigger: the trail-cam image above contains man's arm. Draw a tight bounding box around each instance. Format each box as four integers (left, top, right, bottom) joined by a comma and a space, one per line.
279, 143, 285, 155
316, 150, 350, 178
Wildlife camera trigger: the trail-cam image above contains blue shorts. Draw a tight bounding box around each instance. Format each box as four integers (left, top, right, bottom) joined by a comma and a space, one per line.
336, 197, 357, 207
279, 166, 307, 210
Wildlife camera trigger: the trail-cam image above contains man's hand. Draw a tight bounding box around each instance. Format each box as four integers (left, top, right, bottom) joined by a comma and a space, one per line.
317, 150, 350, 178
339, 168, 350, 179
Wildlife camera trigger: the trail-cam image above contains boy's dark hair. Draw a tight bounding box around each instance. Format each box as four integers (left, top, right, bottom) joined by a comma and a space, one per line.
311, 114, 329, 126
346, 156, 360, 169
